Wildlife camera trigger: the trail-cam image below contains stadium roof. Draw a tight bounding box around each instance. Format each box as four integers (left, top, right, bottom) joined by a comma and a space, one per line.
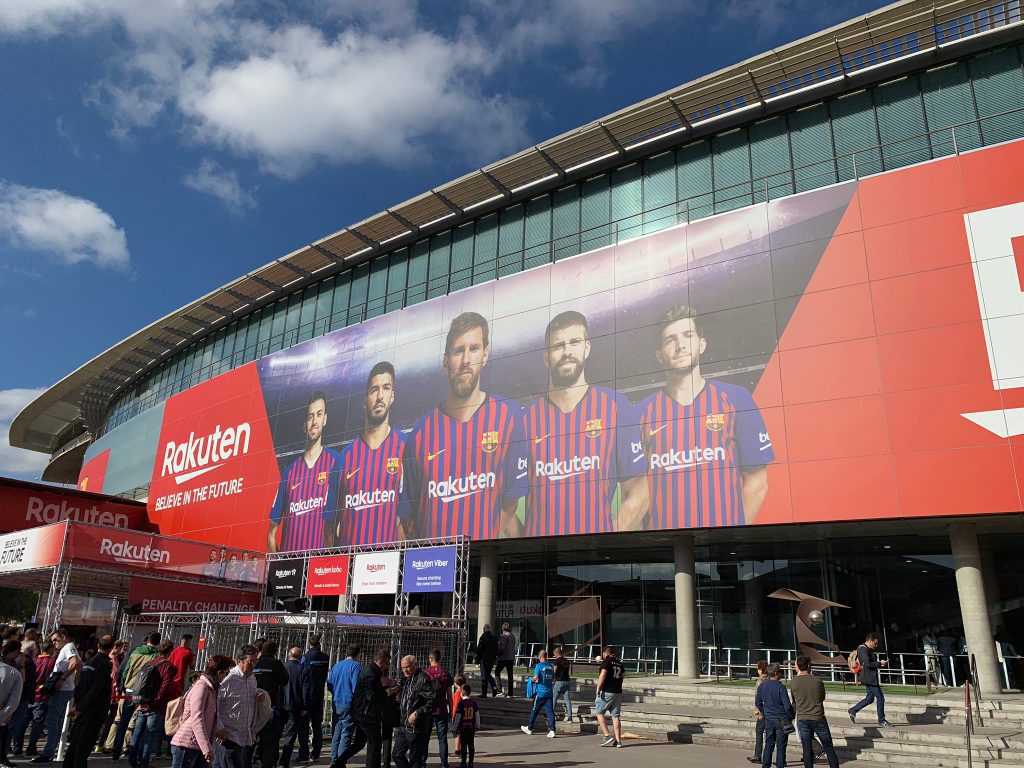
11, 0, 1024, 457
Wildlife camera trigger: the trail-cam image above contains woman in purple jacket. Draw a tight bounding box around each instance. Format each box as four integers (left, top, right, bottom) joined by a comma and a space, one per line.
170, 656, 233, 768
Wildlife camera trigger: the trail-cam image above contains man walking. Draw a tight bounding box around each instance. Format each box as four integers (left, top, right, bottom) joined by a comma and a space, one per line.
391, 657, 434, 768
848, 633, 893, 727
755, 663, 794, 768
280, 648, 308, 768
63, 636, 113, 768
254, 642, 289, 768
331, 650, 395, 768
595, 647, 624, 748
25, 641, 56, 756
551, 647, 572, 723
519, 650, 556, 738
422, 650, 452, 768
327, 645, 361, 762
108, 632, 160, 759
301, 636, 330, 762
32, 629, 79, 764
792, 656, 840, 768
473, 627, 497, 699
128, 640, 178, 768
0, 641, 25, 768
217, 646, 259, 768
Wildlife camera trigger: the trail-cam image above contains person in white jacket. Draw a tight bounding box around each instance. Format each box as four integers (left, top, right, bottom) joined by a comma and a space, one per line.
0, 640, 26, 767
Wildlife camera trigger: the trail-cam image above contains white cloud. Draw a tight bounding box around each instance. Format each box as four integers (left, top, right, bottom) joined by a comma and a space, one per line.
183, 158, 256, 215
0, 181, 130, 270
0, 388, 49, 479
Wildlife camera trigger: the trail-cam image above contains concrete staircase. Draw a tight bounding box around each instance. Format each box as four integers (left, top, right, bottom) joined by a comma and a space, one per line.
465, 673, 1024, 767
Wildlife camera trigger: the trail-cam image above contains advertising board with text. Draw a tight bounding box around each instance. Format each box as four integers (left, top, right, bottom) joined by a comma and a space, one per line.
352, 551, 401, 595
306, 554, 349, 596
144, 139, 1024, 550
0, 479, 151, 535
0, 524, 68, 573
402, 546, 456, 593
127, 576, 262, 613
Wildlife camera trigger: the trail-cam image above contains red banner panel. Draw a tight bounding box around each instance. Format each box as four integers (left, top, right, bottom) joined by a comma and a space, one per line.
0, 478, 151, 534
306, 555, 349, 596
0, 523, 68, 573
77, 449, 110, 494
127, 575, 262, 613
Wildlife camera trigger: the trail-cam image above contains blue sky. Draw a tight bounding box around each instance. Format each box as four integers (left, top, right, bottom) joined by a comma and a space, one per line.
0, 0, 882, 478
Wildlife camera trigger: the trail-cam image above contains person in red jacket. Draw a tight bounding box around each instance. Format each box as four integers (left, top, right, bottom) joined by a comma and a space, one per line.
129, 640, 180, 768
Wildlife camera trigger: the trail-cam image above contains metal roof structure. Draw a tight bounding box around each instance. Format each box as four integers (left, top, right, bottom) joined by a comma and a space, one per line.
11, 0, 1024, 458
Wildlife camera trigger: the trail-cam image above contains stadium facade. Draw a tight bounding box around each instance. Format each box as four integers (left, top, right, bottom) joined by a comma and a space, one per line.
10, 0, 1024, 689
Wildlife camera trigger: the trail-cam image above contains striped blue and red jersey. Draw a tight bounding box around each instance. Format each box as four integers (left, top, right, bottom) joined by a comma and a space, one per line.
401, 394, 526, 540
337, 429, 405, 546
638, 380, 774, 529
269, 447, 342, 552
522, 385, 647, 537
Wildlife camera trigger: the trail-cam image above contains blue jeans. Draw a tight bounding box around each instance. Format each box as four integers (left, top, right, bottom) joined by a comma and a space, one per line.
851, 684, 886, 723
42, 690, 73, 759
426, 715, 449, 768
27, 700, 48, 753
331, 706, 354, 761
527, 695, 555, 733
9, 700, 30, 751
761, 717, 788, 768
797, 720, 839, 768
171, 744, 207, 768
552, 681, 572, 719
111, 700, 135, 759
129, 708, 164, 768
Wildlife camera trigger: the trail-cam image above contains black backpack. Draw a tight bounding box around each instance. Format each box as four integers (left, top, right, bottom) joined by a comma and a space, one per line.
135, 659, 169, 703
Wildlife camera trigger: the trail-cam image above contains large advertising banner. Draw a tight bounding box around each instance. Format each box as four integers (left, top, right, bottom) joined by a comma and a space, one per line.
0, 523, 68, 573
351, 551, 401, 594
127, 576, 262, 612
146, 139, 1024, 550
403, 545, 456, 593
0, 479, 151, 534
306, 554, 349, 596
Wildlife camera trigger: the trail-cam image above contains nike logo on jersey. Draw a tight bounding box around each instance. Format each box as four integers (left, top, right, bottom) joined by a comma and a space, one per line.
346, 469, 360, 480
290, 482, 301, 491
534, 434, 551, 445
427, 449, 446, 461
648, 425, 669, 437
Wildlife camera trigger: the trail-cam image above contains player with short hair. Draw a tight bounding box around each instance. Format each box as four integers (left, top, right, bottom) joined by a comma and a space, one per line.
401, 312, 526, 539
519, 310, 648, 536
268, 391, 342, 552
337, 361, 406, 545
638, 304, 773, 528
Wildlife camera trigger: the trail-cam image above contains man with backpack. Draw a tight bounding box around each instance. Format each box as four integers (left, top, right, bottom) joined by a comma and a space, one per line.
421, 650, 453, 768
108, 633, 160, 760
848, 633, 893, 727
64, 636, 114, 768
128, 640, 179, 768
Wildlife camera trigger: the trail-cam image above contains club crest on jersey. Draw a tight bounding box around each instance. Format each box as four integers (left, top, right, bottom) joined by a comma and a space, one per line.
706, 413, 726, 432
317, 471, 328, 485
386, 457, 401, 475
585, 418, 603, 438
481, 431, 500, 454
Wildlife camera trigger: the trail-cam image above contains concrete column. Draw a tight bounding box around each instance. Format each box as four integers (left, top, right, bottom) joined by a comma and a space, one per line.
477, 545, 497, 639
980, 549, 1002, 629
674, 534, 699, 679
949, 523, 1003, 695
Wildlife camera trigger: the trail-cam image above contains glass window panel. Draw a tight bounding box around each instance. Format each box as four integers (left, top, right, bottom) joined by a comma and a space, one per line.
497, 204, 524, 277
677, 141, 713, 221
642, 152, 676, 233
473, 215, 497, 285
348, 262, 370, 324
429, 231, 453, 299
749, 117, 794, 200
386, 249, 408, 314
552, 185, 581, 261
406, 240, 429, 306
921, 61, 981, 155
365, 256, 389, 319
788, 103, 837, 192
969, 46, 1024, 145
523, 194, 552, 271
829, 90, 882, 179
711, 128, 752, 213
875, 75, 931, 169
330, 273, 352, 331
313, 276, 335, 337
296, 284, 318, 343
580, 174, 612, 253
611, 162, 643, 240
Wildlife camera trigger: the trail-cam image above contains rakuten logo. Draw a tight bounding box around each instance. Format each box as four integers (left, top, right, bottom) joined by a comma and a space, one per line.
649, 446, 726, 471
428, 472, 496, 503
289, 496, 325, 516
345, 489, 396, 510
535, 455, 600, 481
314, 566, 345, 576
160, 423, 251, 485
99, 538, 171, 565
25, 496, 129, 528
367, 564, 385, 572
274, 568, 297, 579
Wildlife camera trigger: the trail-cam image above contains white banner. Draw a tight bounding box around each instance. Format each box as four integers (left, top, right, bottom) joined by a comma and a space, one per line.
352, 551, 400, 595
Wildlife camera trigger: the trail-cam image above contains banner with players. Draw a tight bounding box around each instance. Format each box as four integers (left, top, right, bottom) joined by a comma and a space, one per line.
144, 139, 1024, 551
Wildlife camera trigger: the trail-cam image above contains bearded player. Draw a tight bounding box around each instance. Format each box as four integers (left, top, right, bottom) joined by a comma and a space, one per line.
268, 391, 342, 552
336, 361, 406, 545
401, 311, 526, 539
519, 311, 648, 536
638, 304, 773, 528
